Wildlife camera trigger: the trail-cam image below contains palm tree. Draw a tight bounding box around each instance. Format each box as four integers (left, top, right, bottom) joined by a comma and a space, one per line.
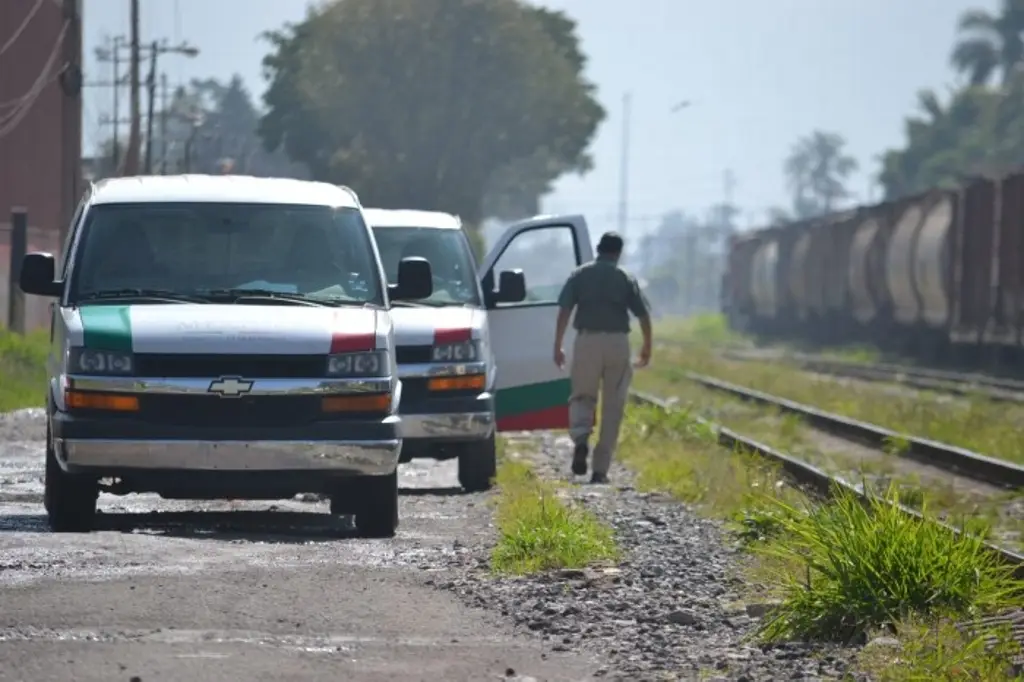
784, 130, 858, 218
951, 0, 1024, 85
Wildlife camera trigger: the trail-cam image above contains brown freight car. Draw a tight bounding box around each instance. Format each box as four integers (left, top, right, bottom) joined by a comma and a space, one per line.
722, 164, 1024, 373
847, 204, 895, 330
988, 171, 1024, 353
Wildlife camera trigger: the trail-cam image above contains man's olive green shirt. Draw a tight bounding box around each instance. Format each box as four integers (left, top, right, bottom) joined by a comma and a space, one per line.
557, 255, 650, 333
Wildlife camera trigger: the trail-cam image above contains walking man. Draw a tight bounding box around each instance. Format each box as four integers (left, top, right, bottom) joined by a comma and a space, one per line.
553, 232, 653, 483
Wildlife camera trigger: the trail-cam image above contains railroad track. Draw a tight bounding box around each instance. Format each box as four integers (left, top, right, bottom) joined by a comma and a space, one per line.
681, 371, 1024, 489
626, 388, 1024, 579
720, 348, 1024, 403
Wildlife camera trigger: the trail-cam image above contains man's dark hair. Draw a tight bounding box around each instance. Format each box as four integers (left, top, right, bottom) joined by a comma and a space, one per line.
596, 231, 624, 256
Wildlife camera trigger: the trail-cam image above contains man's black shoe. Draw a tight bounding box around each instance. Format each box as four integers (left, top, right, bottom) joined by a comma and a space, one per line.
590, 472, 609, 484
571, 442, 588, 476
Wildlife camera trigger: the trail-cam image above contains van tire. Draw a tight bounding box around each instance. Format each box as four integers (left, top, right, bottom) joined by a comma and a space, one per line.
351, 471, 399, 538
44, 420, 98, 533
458, 433, 497, 493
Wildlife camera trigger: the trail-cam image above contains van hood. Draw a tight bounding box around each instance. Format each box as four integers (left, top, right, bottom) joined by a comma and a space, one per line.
64, 303, 385, 354
389, 306, 483, 346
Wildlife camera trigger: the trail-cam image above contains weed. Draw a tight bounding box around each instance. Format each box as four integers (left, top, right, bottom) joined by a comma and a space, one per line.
883, 434, 911, 457
490, 458, 618, 574
617, 403, 799, 519
857, 616, 1023, 681
0, 328, 48, 412
754, 483, 1022, 643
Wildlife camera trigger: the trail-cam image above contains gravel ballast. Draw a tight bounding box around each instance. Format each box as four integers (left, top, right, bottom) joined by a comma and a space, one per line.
434, 431, 866, 681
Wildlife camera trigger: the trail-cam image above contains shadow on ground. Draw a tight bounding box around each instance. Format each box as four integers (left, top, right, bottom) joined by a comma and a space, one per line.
0, 484, 473, 542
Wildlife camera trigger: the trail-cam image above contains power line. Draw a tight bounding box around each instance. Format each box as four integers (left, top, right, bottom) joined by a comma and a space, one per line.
0, 22, 69, 140
0, 0, 45, 59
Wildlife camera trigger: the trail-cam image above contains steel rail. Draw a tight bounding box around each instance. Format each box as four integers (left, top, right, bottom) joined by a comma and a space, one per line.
626, 389, 1024, 579
679, 371, 1024, 489
719, 349, 1024, 401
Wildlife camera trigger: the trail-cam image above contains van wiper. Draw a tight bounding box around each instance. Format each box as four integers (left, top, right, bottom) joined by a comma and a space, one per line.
199, 288, 335, 307
75, 288, 209, 304
390, 300, 432, 307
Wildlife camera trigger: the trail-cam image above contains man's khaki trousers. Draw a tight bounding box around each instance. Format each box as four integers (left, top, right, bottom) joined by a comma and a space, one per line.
568, 331, 632, 475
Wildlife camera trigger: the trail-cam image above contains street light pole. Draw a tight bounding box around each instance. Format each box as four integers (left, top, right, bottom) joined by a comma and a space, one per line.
616, 92, 631, 242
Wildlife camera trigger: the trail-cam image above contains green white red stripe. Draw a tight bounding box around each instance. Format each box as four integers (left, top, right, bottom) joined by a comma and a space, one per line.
495, 378, 570, 431
69, 304, 382, 354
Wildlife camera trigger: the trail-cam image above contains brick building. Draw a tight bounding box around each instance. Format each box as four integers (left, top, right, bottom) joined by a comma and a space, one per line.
0, 0, 82, 331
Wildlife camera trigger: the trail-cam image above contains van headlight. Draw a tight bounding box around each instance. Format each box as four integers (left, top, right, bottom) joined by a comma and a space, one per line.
69, 348, 134, 375
326, 351, 388, 377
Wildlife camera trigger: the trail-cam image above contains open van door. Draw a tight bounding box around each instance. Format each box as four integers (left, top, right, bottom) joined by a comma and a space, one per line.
479, 214, 593, 431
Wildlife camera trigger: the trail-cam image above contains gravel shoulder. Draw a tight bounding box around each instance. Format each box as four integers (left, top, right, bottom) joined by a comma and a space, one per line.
438, 432, 867, 681
0, 409, 599, 682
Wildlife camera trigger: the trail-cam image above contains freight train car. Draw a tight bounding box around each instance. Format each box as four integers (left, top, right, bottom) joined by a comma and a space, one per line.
722, 168, 1024, 371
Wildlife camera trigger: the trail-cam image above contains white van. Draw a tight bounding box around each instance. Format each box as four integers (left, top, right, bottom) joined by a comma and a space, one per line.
364, 209, 594, 491
21, 176, 435, 537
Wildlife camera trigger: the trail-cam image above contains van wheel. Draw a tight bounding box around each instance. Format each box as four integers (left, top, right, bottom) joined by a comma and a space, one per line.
352, 471, 399, 538
458, 433, 497, 493
44, 422, 98, 533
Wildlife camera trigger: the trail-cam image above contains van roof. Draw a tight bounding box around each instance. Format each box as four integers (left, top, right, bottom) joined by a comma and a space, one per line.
362, 208, 461, 230
90, 175, 361, 208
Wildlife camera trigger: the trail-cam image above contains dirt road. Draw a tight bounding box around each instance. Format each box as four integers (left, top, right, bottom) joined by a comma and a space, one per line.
0, 409, 598, 681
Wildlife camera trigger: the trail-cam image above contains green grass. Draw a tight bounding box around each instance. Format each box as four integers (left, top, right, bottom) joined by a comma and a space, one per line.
638, 344, 1024, 465
490, 453, 618, 574
857, 617, 1024, 681
630, 361, 1024, 548
0, 328, 48, 412
753, 484, 1022, 643
614, 403, 1024, 677
617, 401, 799, 520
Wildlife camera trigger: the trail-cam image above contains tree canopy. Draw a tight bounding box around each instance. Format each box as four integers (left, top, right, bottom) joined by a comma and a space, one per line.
878, 0, 1024, 200
258, 0, 604, 228
782, 130, 859, 220
88, 75, 302, 181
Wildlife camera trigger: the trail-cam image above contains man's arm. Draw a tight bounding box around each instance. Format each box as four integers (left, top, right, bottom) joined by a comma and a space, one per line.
553, 274, 577, 368
626, 276, 653, 367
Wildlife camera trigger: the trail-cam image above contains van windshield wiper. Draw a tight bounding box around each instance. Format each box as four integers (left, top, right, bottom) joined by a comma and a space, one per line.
198, 288, 342, 307
390, 300, 432, 307
75, 288, 209, 304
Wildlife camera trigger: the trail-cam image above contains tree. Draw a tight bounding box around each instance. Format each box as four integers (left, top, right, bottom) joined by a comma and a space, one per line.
876, 2, 1024, 201
951, 0, 1024, 86
783, 130, 858, 218
258, 0, 604, 233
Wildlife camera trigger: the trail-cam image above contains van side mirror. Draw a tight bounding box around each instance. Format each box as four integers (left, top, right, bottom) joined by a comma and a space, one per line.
390, 256, 433, 300
20, 252, 62, 297
493, 269, 526, 304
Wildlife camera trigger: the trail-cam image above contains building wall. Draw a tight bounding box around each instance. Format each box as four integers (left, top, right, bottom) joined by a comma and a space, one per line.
0, 0, 80, 331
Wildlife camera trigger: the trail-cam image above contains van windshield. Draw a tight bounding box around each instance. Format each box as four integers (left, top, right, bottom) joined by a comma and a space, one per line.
371, 226, 481, 306
68, 202, 384, 306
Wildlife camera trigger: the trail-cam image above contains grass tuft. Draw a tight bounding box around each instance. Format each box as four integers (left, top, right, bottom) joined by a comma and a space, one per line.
490, 456, 618, 574
754, 483, 1022, 643
858, 616, 1024, 681
0, 328, 48, 412
617, 402, 795, 517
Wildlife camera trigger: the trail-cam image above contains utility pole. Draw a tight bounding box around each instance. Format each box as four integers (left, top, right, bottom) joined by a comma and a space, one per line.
160, 74, 169, 174
617, 92, 631, 242
94, 36, 127, 170
144, 40, 158, 174
123, 0, 142, 176
723, 169, 736, 207
60, 0, 83, 247
96, 37, 198, 176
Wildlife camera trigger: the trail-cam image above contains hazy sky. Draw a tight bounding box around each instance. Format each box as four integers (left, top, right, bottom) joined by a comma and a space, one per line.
81, 0, 992, 237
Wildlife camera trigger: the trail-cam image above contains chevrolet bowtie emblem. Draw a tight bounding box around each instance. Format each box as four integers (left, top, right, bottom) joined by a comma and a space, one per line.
207, 376, 254, 398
